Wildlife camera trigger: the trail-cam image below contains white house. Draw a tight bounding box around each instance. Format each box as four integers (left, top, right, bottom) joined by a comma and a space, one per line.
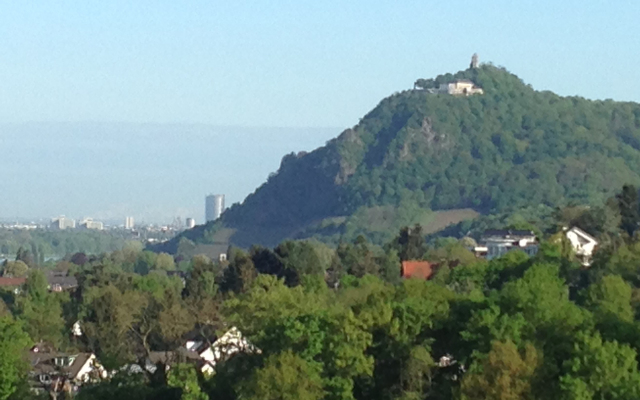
437, 79, 484, 96
565, 227, 598, 266
185, 327, 258, 375
29, 352, 106, 395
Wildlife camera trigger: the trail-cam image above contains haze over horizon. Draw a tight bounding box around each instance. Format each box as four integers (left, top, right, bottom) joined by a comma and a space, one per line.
1, 1, 638, 222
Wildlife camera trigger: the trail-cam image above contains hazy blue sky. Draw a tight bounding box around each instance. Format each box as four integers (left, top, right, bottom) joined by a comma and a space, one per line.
1, 1, 638, 222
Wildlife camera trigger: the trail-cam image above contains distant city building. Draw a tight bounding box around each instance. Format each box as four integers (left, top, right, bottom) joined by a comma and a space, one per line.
51, 216, 76, 230
205, 194, 225, 222
186, 218, 196, 229
125, 216, 135, 229
79, 218, 103, 230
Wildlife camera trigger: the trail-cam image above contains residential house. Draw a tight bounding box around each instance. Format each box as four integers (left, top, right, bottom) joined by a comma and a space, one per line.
473, 230, 539, 260
125, 348, 203, 375
0, 277, 26, 294
29, 351, 106, 395
129, 327, 258, 377
184, 327, 258, 375
46, 270, 78, 292
565, 227, 598, 266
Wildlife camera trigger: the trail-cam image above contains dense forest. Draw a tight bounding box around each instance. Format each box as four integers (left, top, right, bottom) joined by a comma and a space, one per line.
159, 63, 640, 250
5, 186, 640, 399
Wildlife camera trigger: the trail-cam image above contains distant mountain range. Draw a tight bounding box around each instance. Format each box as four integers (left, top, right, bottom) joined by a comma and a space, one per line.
157, 64, 640, 253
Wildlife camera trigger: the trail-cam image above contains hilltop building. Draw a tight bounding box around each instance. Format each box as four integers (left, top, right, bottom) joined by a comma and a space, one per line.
470, 53, 479, 69
437, 80, 484, 96
205, 194, 225, 222
51, 217, 76, 230
186, 218, 196, 229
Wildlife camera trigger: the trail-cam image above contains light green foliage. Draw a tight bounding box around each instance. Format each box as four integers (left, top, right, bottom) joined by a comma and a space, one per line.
81, 285, 143, 367
499, 264, 587, 337
242, 351, 323, 400
154, 252, 176, 271
399, 346, 433, 400
15, 270, 66, 347
0, 228, 132, 260
167, 364, 208, 400
1, 260, 28, 278
135, 251, 158, 275
586, 275, 634, 322
0, 316, 31, 400
599, 242, 640, 286
225, 275, 375, 400
461, 340, 539, 400
560, 333, 640, 400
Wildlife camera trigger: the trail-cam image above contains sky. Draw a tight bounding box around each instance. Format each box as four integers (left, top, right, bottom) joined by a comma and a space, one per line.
0, 1, 639, 222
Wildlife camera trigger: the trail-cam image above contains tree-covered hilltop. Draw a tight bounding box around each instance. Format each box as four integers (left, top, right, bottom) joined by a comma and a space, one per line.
164, 63, 640, 249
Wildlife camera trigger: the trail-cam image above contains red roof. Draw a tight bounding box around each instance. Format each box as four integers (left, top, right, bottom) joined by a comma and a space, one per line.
0, 277, 27, 286
401, 261, 434, 280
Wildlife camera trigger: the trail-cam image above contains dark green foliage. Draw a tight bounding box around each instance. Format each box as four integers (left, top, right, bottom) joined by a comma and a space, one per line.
221, 249, 258, 294
390, 224, 428, 261
617, 184, 640, 237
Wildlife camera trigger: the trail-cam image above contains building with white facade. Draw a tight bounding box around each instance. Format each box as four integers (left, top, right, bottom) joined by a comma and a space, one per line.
51, 217, 76, 230
473, 230, 539, 260
205, 194, 225, 222
79, 218, 103, 230
565, 227, 599, 266
185, 218, 196, 229
125, 216, 135, 229
437, 79, 484, 96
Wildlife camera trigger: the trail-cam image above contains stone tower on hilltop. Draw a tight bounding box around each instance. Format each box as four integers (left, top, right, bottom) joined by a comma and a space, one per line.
470, 53, 479, 69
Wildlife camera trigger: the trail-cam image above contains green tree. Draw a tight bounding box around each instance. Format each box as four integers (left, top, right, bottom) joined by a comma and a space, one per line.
585, 275, 634, 323
617, 184, 640, 238
154, 253, 176, 271
398, 346, 434, 400
461, 340, 539, 400
221, 251, 257, 294
167, 364, 207, 400
1, 260, 28, 278
0, 316, 32, 400
15, 270, 65, 347
242, 351, 323, 400
393, 225, 427, 261
560, 333, 640, 400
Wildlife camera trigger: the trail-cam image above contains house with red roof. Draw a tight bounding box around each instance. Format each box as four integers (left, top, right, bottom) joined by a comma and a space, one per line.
401, 260, 436, 280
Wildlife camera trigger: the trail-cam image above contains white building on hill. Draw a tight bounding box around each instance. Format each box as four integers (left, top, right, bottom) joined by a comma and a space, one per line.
565, 227, 598, 266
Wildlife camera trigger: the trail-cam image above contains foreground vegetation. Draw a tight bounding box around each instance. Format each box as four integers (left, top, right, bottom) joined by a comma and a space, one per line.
4, 187, 640, 399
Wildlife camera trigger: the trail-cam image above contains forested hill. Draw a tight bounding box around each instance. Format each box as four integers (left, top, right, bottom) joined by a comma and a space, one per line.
161, 64, 640, 250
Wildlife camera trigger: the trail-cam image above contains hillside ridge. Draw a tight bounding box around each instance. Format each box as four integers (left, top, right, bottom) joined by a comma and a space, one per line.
155, 63, 640, 253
